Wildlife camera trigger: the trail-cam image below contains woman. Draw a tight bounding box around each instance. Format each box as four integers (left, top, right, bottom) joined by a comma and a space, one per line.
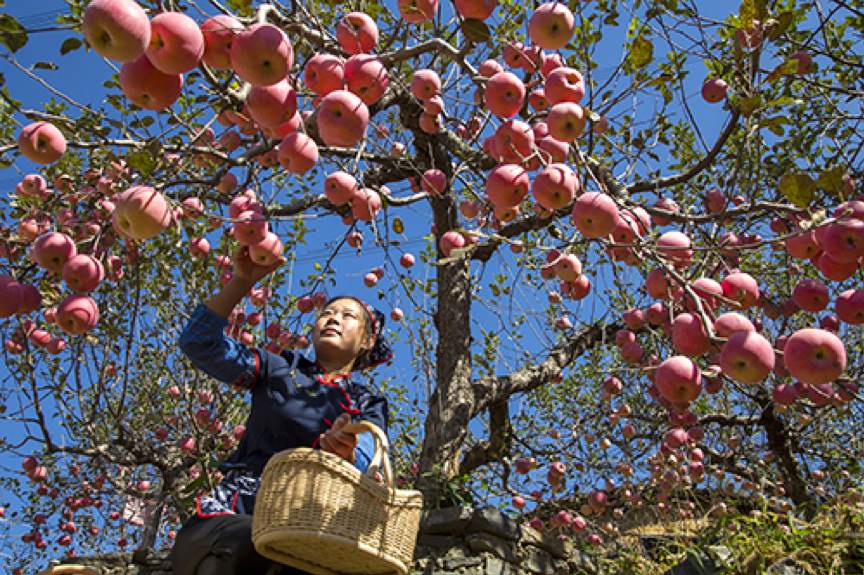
170, 245, 393, 575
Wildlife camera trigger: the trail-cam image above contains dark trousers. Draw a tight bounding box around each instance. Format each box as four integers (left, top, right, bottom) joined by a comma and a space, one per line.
170, 513, 310, 575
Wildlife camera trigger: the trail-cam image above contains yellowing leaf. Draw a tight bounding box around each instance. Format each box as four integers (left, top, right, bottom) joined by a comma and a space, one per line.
818, 166, 845, 197
629, 35, 653, 69
392, 217, 405, 234
779, 173, 815, 207
739, 0, 756, 28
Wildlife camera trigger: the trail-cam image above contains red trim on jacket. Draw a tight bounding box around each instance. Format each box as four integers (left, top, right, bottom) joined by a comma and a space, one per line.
195, 489, 240, 518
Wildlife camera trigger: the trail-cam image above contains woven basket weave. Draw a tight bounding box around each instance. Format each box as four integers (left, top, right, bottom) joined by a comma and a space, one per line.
252, 420, 423, 575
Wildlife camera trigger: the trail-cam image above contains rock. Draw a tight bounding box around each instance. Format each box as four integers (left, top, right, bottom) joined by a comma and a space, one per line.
662, 550, 720, 575
565, 550, 597, 574
418, 534, 465, 549
421, 506, 474, 535
444, 556, 483, 570
465, 532, 519, 563
521, 547, 557, 575
520, 525, 572, 559
467, 506, 521, 541
766, 557, 808, 575
484, 556, 513, 575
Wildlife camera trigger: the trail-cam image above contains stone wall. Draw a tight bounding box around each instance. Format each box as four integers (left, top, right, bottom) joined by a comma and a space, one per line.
43, 505, 599, 575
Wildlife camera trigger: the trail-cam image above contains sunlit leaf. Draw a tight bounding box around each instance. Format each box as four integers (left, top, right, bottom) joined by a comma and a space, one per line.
0, 14, 27, 53
629, 34, 653, 69
779, 172, 815, 207
60, 37, 82, 55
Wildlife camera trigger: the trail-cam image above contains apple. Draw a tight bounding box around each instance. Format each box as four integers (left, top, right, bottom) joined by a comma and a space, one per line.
350, 188, 382, 221
18, 122, 66, 165
671, 313, 711, 357
304, 53, 345, 96
493, 119, 534, 164
230, 23, 293, 87
189, 237, 210, 259
721, 272, 759, 309
418, 112, 442, 134
146, 12, 204, 74
570, 192, 618, 239
532, 163, 579, 210
200, 14, 242, 69
622, 308, 645, 330
736, 20, 763, 49
248, 232, 284, 266
113, 186, 172, 240
790, 50, 813, 75
687, 278, 723, 311
528, 89, 548, 112
486, 164, 530, 208
439, 230, 466, 257
835, 289, 864, 324
655, 356, 702, 406
785, 229, 820, 259
719, 331, 775, 384
277, 132, 319, 174
400, 253, 415, 268
821, 219, 864, 262
657, 231, 693, 267
540, 52, 564, 77
543, 67, 585, 105
119, 55, 183, 110
411, 69, 441, 101
62, 254, 105, 292
455, 0, 497, 19
56, 295, 100, 335
32, 232, 77, 274
783, 328, 846, 385
791, 278, 829, 312
336, 12, 378, 55
555, 254, 582, 282
397, 0, 439, 24
704, 188, 726, 213
82, 0, 151, 62
246, 80, 298, 129
478, 59, 503, 77
316, 90, 370, 147
233, 210, 268, 245
0, 278, 23, 318
713, 312, 754, 337
528, 3, 575, 50
503, 41, 541, 72
421, 169, 447, 197
484, 72, 525, 118
324, 171, 358, 206
344, 55, 389, 105
701, 78, 728, 103
546, 102, 585, 142
816, 252, 857, 282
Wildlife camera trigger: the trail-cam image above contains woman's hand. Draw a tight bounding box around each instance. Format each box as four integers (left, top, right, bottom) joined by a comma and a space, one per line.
232, 244, 286, 286
319, 413, 358, 464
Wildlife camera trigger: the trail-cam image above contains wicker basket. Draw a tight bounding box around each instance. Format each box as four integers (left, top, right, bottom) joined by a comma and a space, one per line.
252, 420, 423, 575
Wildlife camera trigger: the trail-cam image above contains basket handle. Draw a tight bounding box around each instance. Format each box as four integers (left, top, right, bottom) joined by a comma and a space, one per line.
340, 420, 394, 487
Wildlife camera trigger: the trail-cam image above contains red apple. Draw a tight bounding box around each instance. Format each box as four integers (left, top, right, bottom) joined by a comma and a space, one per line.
719, 331, 775, 384
528, 2, 575, 50
113, 186, 172, 240
398, 0, 439, 24
532, 163, 579, 210
821, 219, 864, 263
671, 313, 711, 357
246, 80, 298, 129
783, 328, 846, 385
655, 356, 702, 406
146, 12, 204, 74
543, 67, 585, 105
278, 132, 319, 174
324, 171, 358, 206
701, 78, 728, 103
18, 122, 66, 165
721, 272, 759, 309
316, 90, 370, 147
119, 55, 183, 110
835, 289, 864, 324
571, 192, 619, 238
56, 295, 99, 335
200, 15, 242, 69
248, 232, 284, 266
233, 210, 268, 245
546, 102, 585, 142
62, 254, 105, 292
230, 23, 293, 87
350, 188, 382, 221
336, 12, 378, 55
421, 169, 447, 197
791, 278, 829, 313
344, 55, 389, 105
484, 72, 525, 118
304, 53, 345, 96
32, 232, 77, 274
486, 164, 530, 208
411, 69, 441, 101
82, 0, 151, 62
439, 230, 466, 257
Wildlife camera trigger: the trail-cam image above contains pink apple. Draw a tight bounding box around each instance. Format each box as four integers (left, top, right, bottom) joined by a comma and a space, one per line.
532, 163, 579, 210
189, 237, 210, 258
543, 67, 585, 105
0, 278, 23, 318
119, 55, 183, 110
655, 356, 702, 406
719, 331, 775, 384
423, 95, 445, 115
200, 15, 242, 69
411, 69, 441, 101
350, 188, 382, 221
555, 254, 582, 282
547, 102, 585, 142
18, 122, 66, 165
439, 230, 466, 257
316, 90, 370, 147
687, 277, 723, 311
230, 23, 293, 87
704, 188, 726, 213
62, 254, 105, 293
112, 186, 172, 240
484, 72, 525, 118
336, 12, 378, 55
455, 0, 497, 20
82, 0, 150, 63
344, 55, 389, 105
421, 169, 447, 197
528, 3, 575, 50
571, 192, 619, 239
713, 312, 755, 337
657, 231, 693, 267
486, 164, 530, 208
304, 53, 345, 96
233, 210, 268, 245
478, 59, 503, 77
821, 219, 864, 262
791, 278, 829, 312
56, 295, 99, 335
653, 197, 679, 226
493, 120, 534, 164
146, 12, 204, 74
671, 313, 711, 357
701, 78, 728, 103
528, 89, 549, 112
32, 232, 77, 274
835, 289, 864, 324
246, 80, 298, 129
721, 272, 759, 309
400, 253, 415, 268
278, 132, 318, 174
248, 232, 284, 266
816, 252, 857, 282
783, 328, 846, 385
785, 229, 820, 259
324, 171, 358, 206
398, 0, 439, 24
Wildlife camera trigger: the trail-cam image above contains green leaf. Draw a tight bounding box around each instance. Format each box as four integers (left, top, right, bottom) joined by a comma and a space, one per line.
0, 14, 27, 53
739, 0, 757, 28
765, 12, 794, 40
462, 19, 491, 44
817, 166, 845, 197
60, 37, 82, 55
779, 172, 815, 207
629, 34, 653, 69
33, 61, 58, 71
126, 148, 158, 177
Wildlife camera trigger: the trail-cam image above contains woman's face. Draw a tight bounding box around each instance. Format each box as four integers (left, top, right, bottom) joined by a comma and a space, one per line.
312, 298, 373, 366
